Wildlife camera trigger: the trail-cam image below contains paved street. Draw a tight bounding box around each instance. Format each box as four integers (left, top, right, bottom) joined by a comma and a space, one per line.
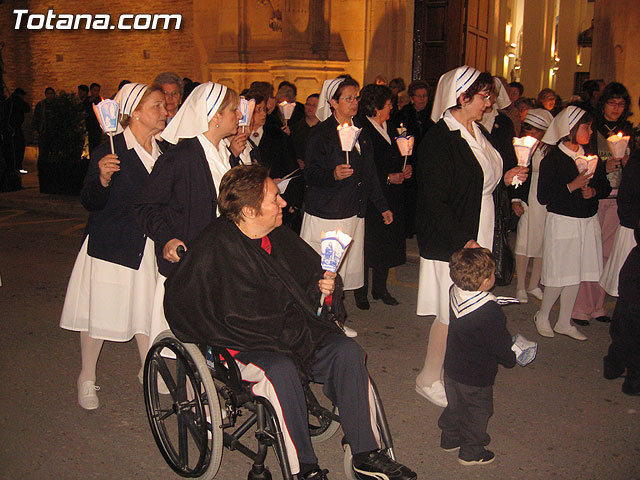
0, 169, 638, 479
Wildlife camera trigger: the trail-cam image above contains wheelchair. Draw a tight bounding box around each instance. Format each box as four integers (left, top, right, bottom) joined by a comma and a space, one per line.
143, 330, 398, 479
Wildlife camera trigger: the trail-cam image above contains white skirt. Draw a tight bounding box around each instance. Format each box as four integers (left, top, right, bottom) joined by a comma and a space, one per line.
514, 172, 546, 258
300, 213, 365, 290
600, 225, 636, 297
541, 213, 602, 287
60, 236, 158, 341
416, 258, 453, 325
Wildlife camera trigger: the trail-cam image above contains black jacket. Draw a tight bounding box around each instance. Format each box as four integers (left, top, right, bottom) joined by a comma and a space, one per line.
303, 115, 388, 219
81, 133, 154, 270
135, 137, 217, 277
537, 145, 611, 218
416, 119, 485, 262
617, 149, 640, 229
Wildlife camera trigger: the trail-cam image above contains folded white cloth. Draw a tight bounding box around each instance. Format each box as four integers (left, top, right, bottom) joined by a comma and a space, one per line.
542, 106, 586, 145
431, 66, 481, 123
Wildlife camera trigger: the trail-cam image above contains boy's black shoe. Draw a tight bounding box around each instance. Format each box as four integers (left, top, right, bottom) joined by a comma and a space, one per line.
622, 381, 640, 396
301, 468, 329, 479
603, 357, 625, 380
572, 318, 590, 326
458, 450, 495, 466
352, 450, 417, 480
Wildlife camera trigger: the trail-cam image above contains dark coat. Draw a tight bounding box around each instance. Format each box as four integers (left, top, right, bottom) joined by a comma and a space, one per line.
134, 137, 217, 277
303, 115, 389, 219
360, 118, 406, 268
81, 133, 153, 269
537, 145, 612, 218
416, 119, 485, 262
164, 218, 345, 379
617, 149, 640, 229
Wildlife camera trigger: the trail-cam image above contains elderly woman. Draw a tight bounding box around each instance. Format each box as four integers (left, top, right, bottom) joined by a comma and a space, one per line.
534, 106, 611, 341
414, 67, 527, 407
164, 165, 417, 480
135, 82, 241, 349
512, 109, 554, 303
354, 84, 411, 308
301, 76, 393, 335
154, 71, 183, 124
60, 83, 167, 409
571, 82, 636, 326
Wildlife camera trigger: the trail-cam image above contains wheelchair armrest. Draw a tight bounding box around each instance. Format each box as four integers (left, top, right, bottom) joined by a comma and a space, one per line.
202, 345, 245, 391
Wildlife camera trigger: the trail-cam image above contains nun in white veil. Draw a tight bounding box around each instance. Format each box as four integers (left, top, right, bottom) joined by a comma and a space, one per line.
135, 82, 241, 359
413, 67, 527, 407
60, 82, 168, 409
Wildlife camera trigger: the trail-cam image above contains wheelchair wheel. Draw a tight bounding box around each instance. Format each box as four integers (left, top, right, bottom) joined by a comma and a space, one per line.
144, 330, 224, 479
307, 383, 340, 444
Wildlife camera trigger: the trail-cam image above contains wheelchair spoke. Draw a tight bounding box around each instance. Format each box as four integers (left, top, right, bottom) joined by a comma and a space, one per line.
152, 350, 179, 397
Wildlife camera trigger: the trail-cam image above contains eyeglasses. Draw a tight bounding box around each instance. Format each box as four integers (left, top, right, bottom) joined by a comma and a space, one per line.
412, 94, 428, 99
476, 93, 492, 102
606, 100, 626, 108
340, 95, 360, 103
163, 90, 180, 98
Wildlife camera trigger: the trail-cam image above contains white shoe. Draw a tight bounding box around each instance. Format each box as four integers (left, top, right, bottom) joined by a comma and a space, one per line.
342, 325, 358, 338
415, 380, 448, 407
528, 287, 544, 301
78, 380, 100, 410
534, 312, 554, 338
516, 290, 528, 303
554, 325, 587, 341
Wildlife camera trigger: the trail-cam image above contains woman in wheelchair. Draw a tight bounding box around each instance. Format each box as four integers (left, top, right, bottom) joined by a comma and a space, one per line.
162, 165, 417, 480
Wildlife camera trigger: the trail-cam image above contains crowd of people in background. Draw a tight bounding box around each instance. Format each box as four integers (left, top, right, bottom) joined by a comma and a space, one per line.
4, 65, 636, 478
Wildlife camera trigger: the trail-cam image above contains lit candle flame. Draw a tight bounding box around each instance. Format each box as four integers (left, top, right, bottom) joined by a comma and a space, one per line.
618, 132, 623, 138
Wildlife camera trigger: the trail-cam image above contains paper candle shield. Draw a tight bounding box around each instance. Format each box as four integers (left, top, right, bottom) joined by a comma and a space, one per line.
396, 135, 415, 157
337, 124, 362, 152
397, 124, 407, 136
511, 333, 538, 367
607, 133, 630, 159
92, 99, 119, 133
238, 98, 256, 127
513, 136, 538, 168
320, 230, 353, 273
279, 101, 295, 121
575, 155, 598, 177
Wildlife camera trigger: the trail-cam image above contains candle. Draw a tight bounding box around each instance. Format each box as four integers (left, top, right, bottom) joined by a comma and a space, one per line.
606, 131, 630, 159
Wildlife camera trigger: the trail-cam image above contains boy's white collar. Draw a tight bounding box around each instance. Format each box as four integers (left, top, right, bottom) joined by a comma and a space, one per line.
450, 284, 497, 318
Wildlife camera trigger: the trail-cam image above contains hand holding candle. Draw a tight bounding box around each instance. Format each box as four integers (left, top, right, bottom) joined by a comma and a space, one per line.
575, 154, 599, 178
317, 230, 353, 315
238, 97, 256, 133
396, 134, 415, 170
279, 101, 295, 127
93, 99, 119, 154
606, 132, 630, 159
511, 136, 538, 187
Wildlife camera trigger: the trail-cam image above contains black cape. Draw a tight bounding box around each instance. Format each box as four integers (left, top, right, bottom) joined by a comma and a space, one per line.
164, 218, 345, 379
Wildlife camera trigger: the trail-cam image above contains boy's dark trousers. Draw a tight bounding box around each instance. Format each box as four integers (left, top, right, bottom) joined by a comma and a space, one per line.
438, 373, 494, 461
604, 298, 640, 388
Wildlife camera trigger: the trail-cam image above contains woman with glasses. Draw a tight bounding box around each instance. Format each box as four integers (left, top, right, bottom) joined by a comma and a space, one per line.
414, 67, 527, 407
301, 75, 393, 336
571, 82, 636, 326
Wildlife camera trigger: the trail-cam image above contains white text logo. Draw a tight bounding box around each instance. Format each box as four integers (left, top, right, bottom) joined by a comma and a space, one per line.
13, 9, 182, 30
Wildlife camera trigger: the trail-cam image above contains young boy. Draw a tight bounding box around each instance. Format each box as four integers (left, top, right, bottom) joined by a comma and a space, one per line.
439, 247, 517, 465
603, 222, 640, 396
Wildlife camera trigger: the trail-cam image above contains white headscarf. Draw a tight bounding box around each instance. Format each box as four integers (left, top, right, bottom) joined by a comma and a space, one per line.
430, 66, 481, 122
541, 106, 586, 145
523, 108, 554, 131
479, 77, 512, 132
316, 77, 346, 122
113, 83, 148, 133
161, 82, 228, 144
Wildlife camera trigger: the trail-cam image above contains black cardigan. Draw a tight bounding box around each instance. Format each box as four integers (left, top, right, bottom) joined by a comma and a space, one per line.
416, 119, 486, 262
617, 149, 640, 229
537, 145, 611, 218
303, 115, 388, 219
81, 133, 153, 270
134, 137, 218, 277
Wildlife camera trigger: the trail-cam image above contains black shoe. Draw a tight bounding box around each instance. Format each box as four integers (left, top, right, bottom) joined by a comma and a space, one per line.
603, 357, 625, 380
301, 468, 329, 480
595, 315, 611, 323
572, 318, 590, 326
352, 450, 416, 480
372, 292, 399, 306
458, 449, 495, 466
355, 298, 370, 310
622, 381, 640, 396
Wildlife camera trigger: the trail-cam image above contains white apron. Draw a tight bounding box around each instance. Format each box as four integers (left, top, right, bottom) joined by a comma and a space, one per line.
541, 213, 603, 287
514, 148, 546, 258
600, 225, 636, 296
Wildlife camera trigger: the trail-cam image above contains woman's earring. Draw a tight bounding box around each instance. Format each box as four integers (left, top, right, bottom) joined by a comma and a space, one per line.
215, 124, 219, 128
135, 116, 140, 120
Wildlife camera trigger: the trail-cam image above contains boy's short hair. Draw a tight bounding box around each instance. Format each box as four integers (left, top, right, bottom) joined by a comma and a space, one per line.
449, 247, 495, 291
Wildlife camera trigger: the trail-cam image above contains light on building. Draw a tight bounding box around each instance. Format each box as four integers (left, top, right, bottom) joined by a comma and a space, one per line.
505, 22, 512, 43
